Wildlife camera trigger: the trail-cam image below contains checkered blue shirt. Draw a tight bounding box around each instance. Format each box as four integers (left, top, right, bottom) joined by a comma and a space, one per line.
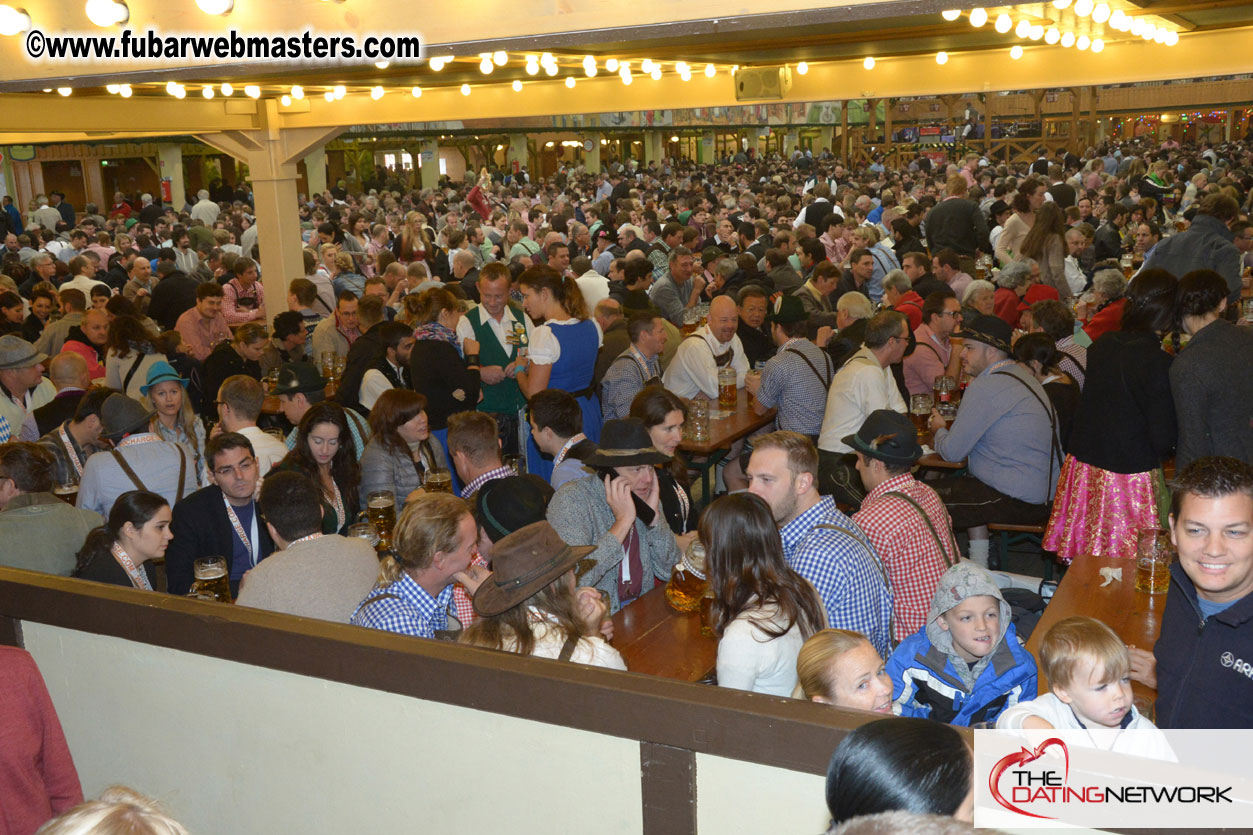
779, 496, 894, 656
754, 337, 833, 435
349, 572, 455, 639
600, 346, 661, 422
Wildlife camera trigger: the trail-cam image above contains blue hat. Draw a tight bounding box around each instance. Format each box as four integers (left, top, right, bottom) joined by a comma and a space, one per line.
139, 360, 189, 396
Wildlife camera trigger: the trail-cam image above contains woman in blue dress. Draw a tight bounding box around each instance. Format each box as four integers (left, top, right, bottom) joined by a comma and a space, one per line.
516, 266, 602, 480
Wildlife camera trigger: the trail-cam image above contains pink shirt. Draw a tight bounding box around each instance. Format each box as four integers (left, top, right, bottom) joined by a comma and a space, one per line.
175, 307, 231, 361
902, 322, 952, 396
221, 278, 265, 325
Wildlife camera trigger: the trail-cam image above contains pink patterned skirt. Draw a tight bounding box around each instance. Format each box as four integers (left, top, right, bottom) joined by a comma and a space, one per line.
1043, 455, 1168, 565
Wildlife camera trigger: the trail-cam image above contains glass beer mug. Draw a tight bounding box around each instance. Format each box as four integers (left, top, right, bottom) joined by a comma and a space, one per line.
364, 490, 396, 550
665, 539, 708, 613
717, 366, 737, 410
423, 468, 453, 494
188, 556, 232, 603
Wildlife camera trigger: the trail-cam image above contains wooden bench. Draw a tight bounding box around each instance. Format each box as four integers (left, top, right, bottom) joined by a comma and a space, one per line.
987, 521, 1062, 580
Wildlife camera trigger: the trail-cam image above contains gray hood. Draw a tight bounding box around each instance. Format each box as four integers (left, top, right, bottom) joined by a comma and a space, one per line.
925, 561, 1012, 659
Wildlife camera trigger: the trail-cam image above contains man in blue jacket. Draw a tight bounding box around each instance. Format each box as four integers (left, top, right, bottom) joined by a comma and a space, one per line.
1139, 457, 1253, 728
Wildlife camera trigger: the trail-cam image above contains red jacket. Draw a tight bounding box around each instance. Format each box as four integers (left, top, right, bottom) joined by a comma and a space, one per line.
1084, 297, 1126, 342
993, 287, 1023, 329
61, 339, 105, 381
893, 291, 925, 331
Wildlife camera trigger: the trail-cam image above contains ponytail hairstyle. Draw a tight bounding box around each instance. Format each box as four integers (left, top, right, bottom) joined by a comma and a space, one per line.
517, 265, 588, 321
793, 629, 879, 701
413, 286, 460, 325
379, 493, 472, 585
73, 490, 170, 576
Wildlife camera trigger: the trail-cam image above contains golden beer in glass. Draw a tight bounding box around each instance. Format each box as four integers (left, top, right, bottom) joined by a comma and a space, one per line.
189, 556, 232, 603
366, 490, 396, 547
424, 469, 453, 494
717, 367, 737, 409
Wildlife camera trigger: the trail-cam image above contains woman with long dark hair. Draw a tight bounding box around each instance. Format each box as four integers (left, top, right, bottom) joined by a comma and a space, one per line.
825, 717, 974, 826
1043, 268, 1178, 565
73, 491, 172, 590
104, 315, 168, 401
630, 385, 694, 542
702, 492, 826, 696
1019, 201, 1071, 300
516, 265, 601, 479
1012, 332, 1079, 453
271, 401, 361, 534
360, 388, 447, 505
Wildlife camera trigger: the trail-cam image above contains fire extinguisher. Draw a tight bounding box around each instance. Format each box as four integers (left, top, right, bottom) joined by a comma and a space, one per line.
160, 177, 172, 203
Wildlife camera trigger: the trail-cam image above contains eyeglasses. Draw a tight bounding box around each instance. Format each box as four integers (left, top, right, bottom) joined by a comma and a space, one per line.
939, 310, 963, 318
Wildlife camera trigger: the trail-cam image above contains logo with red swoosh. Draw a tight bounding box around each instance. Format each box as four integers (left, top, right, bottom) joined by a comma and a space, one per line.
989, 737, 1069, 819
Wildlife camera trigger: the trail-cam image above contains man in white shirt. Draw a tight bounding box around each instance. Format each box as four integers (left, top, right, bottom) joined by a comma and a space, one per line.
0, 335, 55, 443
215, 375, 289, 476
573, 255, 610, 307
59, 256, 110, 298
358, 322, 415, 411
190, 189, 221, 226
662, 295, 747, 400
817, 310, 910, 505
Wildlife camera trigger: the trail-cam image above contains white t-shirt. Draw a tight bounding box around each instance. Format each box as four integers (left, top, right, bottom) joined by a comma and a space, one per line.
997, 692, 1176, 761
454, 304, 534, 355
716, 601, 808, 697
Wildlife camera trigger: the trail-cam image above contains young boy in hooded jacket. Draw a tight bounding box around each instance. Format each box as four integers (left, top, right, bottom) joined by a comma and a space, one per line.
887, 561, 1038, 726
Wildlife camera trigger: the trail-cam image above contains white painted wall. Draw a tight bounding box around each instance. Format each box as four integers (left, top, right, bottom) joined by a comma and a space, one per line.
24, 623, 644, 835
696, 753, 828, 834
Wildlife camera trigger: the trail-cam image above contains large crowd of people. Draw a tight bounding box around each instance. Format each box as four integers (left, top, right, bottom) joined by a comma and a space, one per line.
3, 133, 1253, 832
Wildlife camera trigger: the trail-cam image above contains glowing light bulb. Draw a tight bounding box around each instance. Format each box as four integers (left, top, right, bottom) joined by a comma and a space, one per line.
640, 58, 654, 73
1015, 19, 1031, 38
244, 84, 260, 98
704, 63, 716, 77
565, 76, 576, 88
525, 59, 539, 76
411, 85, 422, 97
620, 64, 633, 85
1109, 9, 1127, 29
0, 5, 32, 36
57, 86, 72, 96
374, 61, 389, 69
220, 82, 233, 96
1045, 27, 1060, 44
1130, 18, 1145, 36
291, 85, 303, 99
171, 84, 185, 99
479, 57, 492, 74
333, 85, 346, 99
493, 51, 507, 66
195, 0, 232, 12
460, 83, 471, 96
995, 13, 1011, 33
544, 62, 558, 77
863, 56, 875, 70
1060, 31, 1075, 47
85, 0, 128, 27
118, 84, 131, 98
796, 61, 808, 75
165, 80, 179, 96
1092, 3, 1110, 23
1154, 27, 1167, 43
1091, 38, 1104, 53
649, 67, 661, 80
429, 57, 446, 71
202, 85, 214, 98
1164, 30, 1178, 46
1074, 0, 1094, 16
1076, 34, 1090, 50
969, 7, 987, 27
280, 94, 291, 106
678, 68, 691, 81
512, 80, 522, 91
324, 91, 334, 102
605, 58, 619, 72
1142, 24, 1156, 41
1010, 45, 1024, 59
941, 9, 960, 21
935, 51, 948, 64
1029, 24, 1043, 40
106, 83, 119, 93
370, 86, 384, 99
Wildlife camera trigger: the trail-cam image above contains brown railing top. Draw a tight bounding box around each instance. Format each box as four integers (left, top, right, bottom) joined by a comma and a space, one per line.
0, 567, 919, 776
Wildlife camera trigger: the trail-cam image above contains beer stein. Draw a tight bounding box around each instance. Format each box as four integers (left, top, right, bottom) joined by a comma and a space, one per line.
717, 367, 737, 410
347, 522, 381, 550
423, 468, 453, 494
364, 490, 396, 549
1134, 527, 1172, 595
665, 540, 708, 612
687, 399, 710, 443
188, 556, 232, 603
52, 477, 79, 506
909, 394, 933, 440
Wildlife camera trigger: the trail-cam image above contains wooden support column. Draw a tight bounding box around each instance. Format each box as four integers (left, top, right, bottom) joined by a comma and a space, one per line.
866, 98, 878, 145
883, 100, 894, 160
1069, 87, 1081, 154
1087, 87, 1099, 149
196, 100, 343, 329
840, 102, 850, 163
984, 94, 994, 159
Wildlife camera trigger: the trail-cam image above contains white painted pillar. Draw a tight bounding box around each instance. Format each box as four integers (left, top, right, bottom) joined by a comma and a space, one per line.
584, 132, 601, 174
419, 139, 440, 190
303, 146, 327, 198
157, 143, 185, 211
506, 134, 529, 173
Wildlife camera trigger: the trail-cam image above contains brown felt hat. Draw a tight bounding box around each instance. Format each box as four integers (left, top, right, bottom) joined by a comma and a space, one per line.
472, 521, 595, 617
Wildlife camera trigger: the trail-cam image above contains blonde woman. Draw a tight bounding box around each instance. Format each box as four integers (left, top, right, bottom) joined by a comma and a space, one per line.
36, 786, 189, 835
141, 361, 205, 486
392, 210, 433, 266
794, 629, 894, 714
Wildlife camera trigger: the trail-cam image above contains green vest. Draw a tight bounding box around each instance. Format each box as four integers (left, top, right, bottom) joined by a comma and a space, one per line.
470, 304, 527, 415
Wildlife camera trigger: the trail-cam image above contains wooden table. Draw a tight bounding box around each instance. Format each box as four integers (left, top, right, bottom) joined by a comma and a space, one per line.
915, 429, 967, 473
1024, 554, 1163, 707
610, 585, 717, 682
678, 389, 776, 505
262, 383, 336, 416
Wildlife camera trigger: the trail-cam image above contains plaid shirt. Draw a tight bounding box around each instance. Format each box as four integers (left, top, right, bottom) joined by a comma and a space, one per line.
600, 346, 661, 422
349, 572, 454, 639
755, 337, 833, 435
779, 496, 893, 656
461, 466, 513, 499
852, 473, 960, 642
